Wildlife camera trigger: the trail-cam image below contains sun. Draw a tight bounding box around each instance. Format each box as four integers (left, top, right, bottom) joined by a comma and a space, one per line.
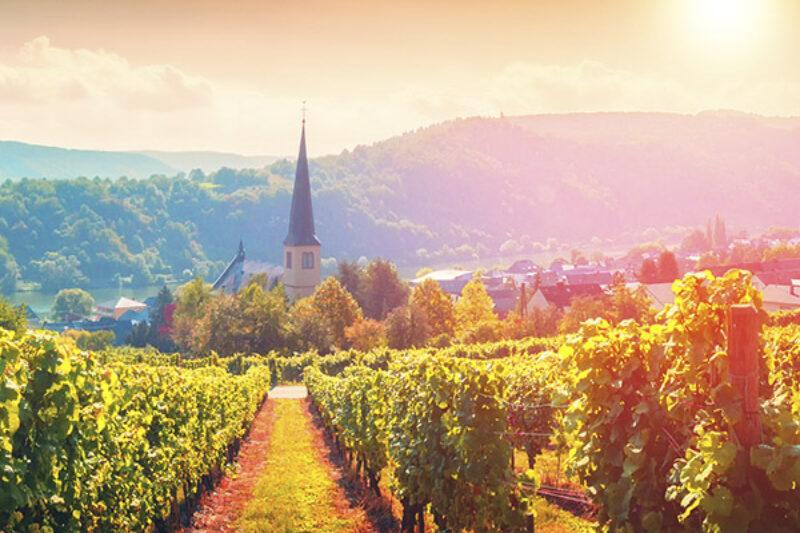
692, 0, 759, 41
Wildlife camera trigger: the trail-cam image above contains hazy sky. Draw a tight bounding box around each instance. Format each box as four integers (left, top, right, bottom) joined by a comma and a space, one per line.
0, 0, 798, 155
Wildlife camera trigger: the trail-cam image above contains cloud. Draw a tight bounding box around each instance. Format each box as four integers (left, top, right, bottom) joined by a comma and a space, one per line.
488, 60, 696, 114
0, 37, 797, 156
0, 36, 213, 110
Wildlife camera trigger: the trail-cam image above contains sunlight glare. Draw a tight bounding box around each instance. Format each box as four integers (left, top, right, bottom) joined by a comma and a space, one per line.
693, 0, 759, 41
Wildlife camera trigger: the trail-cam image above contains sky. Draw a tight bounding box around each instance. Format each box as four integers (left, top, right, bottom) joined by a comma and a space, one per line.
0, 0, 798, 155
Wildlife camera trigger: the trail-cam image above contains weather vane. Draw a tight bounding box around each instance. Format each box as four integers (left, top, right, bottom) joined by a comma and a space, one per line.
302, 100, 307, 124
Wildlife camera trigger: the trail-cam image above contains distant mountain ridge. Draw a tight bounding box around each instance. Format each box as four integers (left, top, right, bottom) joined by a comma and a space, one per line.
0, 141, 279, 179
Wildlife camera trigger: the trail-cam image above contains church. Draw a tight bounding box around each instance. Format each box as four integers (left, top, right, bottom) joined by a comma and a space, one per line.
212, 119, 322, 299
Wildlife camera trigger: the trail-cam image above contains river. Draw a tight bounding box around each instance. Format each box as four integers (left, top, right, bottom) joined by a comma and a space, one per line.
4, 284, 175, 321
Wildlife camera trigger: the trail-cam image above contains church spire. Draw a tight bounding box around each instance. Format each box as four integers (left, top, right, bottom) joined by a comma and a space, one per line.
283, 118, 320, 246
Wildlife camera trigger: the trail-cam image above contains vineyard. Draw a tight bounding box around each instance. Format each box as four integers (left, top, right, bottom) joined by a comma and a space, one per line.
303, 270, 800, 532
2, 269, 800, 531
0, 330, 271, 531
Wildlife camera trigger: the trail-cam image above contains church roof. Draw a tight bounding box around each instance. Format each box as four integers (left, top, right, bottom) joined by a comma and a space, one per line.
284, 123, 321, 247
212, 240, 246, 291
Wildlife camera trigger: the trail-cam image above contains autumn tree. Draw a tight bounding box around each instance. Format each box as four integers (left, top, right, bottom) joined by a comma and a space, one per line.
454, 278, 498, 339
312, 277, 362, 348
501, 306, 562, 339
344, 318, 386, 351
410, 278, 455, 337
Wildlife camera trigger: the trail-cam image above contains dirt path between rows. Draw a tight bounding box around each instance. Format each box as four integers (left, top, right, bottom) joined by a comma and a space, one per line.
184, 386, 385, 532
181, 398, 277, 532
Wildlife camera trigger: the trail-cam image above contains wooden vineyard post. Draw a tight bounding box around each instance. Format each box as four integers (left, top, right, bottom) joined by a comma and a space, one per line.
726, 304, 761, 448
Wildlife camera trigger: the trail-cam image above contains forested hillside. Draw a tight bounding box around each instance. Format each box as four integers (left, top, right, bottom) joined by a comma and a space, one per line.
1, 112, 799, 293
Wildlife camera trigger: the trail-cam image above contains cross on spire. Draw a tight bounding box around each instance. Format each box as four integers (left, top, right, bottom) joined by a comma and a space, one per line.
302, 100, 307, 125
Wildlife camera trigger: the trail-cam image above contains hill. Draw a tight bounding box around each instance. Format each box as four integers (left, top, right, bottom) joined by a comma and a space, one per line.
1, 111, 799, 293
0, 141, 178, 180
136, 151, 280, 174
0, 141, 280, 180
306, 111, 800, 261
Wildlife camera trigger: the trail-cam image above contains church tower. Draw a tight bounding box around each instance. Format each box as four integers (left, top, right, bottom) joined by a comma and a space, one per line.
283, 118, 321, 300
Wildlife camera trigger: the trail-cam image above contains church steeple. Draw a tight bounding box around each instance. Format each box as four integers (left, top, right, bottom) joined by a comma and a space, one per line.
283, 121, 320, 246
282, 113, 322, 300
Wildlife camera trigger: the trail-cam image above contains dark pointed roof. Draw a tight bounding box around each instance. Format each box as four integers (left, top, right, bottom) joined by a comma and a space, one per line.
212, 240, 246, 291
284, 123, 321, 247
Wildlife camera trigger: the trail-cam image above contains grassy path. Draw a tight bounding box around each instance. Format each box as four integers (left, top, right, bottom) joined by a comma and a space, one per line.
238, 398, 372, 532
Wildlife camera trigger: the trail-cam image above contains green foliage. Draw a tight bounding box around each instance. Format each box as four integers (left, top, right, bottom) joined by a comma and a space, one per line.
306, 354, 529, 531
559, 283, 653, 333
177, 282, 288, 356
30, 252, 87, 292
51, 288, 94, 321
0, 329, 271, 531
0, 237, 19, 294
63, 329, 115, 351
411, 278, 455, 337
0, 298, 28, 335
383, 304, 430, 349
357, 258, 409, 320
310, 277, 362, 349
565, 270, 800, 531
455, 278, 498, 340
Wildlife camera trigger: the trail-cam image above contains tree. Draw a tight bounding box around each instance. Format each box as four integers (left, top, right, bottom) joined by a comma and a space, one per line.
0, 298, 27, 334
410, 278, 456, 337
178, 282, 288, 356
237, 282, 289, 354
501, 306, 561, 339
570, 248, 588, 266
31, 252, 87, 292
695, 252, 723, 270
384, 304, 430, 349
51, 288, 94, 321
608, 284, 654, 324
358, 258, 409, 320
336, 260, 362, 299
763, 243, 800, 262
0, 245, 18, 293
680, 229, 710, 253
312, 277, 362, 348
454, 278, 498, 338
656, 251, 680, 282
727, 242, 761, 264
172, 277, 212, 351
712, 214, 728, 250
344, 318, 386, 351
638, 258, 659, 283
288, 296, 334, 354
558, 295, 610, 333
